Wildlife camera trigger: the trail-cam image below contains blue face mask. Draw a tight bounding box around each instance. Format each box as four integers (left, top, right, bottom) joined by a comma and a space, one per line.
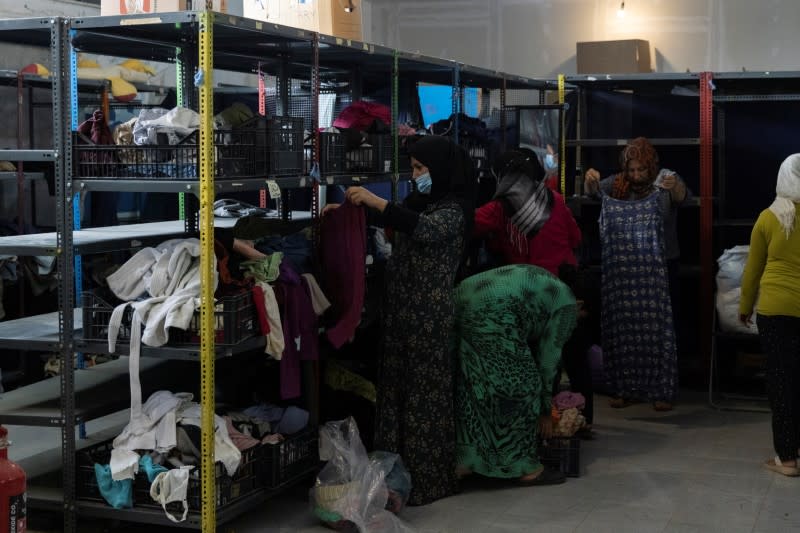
544, 153, 558, 170
414, 172, 432, 194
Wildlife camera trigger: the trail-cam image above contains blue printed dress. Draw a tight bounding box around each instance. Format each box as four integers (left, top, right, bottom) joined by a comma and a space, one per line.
599, 190, 678, 402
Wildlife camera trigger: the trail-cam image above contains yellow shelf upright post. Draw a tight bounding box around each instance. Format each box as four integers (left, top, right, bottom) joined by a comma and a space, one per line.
197, 10, 216, 533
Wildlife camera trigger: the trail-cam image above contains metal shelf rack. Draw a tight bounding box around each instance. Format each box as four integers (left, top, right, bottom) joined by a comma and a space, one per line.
0, 10, 549, 532
557, 69, 800, 405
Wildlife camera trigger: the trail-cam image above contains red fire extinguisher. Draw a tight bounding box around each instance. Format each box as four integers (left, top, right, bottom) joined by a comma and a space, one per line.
0, 425, 26, 533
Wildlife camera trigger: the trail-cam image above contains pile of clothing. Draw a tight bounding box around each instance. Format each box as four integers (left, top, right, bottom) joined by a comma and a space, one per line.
92, 390, 310, 522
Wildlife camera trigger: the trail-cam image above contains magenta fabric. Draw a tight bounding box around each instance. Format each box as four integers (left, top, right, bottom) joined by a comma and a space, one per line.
251, 285, 270, 335
553, 391, 586, 411
332, 101, 391, 131
321, 201, 367, 349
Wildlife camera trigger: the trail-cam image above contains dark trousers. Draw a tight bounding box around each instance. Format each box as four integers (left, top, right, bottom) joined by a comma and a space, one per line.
554, 319, 594, 424
757, 314, 800, 461
555, 263, 594, 425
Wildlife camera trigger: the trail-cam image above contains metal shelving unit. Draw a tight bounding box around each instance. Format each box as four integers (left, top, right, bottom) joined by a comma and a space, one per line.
555, 72, 712, 388
704, 71, 800, 411
0, 14, 78, 531
556, 70, 800, 400
0, 10, 549, 532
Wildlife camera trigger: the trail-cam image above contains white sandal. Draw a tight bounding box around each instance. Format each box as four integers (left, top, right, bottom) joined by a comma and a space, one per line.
763, 456, 800, 477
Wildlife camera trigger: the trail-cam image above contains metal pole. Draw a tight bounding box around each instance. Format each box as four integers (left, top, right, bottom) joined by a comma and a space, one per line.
197, 11, 217, 533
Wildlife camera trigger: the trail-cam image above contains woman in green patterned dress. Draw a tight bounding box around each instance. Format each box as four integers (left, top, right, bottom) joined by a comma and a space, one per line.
453, 264, 577, 485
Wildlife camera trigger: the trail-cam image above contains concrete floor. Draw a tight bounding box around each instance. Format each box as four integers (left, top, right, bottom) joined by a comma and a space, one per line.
29, 392, 800, 533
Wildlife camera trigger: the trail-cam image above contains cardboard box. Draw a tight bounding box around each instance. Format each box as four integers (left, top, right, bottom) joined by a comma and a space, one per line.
243, 0, 362, 41
576, 39, 651, 74
102, 0, 227, 16
319, 0, 362, 41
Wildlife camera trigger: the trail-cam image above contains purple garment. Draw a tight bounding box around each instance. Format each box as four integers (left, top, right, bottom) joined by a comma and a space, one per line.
276, 259, 320, 399
553, 391, 586, 411
320, 201, 367, 348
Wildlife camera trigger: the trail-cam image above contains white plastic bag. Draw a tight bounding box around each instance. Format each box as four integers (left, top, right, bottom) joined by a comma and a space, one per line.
715, 246, 759, 334
310, 417, 415, 533
716, 287, 759, 334
715, 245, 750, 293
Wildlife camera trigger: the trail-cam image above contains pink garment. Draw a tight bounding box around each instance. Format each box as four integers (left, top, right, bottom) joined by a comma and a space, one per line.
224, 416, 260, 451
261, 434, 284, 445
332, 101, 391, 131
321, 201, 367, 348
553, 391, 586, 411
398, 124, 417, 136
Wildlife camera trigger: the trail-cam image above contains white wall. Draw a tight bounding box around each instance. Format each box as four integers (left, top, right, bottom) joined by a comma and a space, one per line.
0, 0, 99, 18
363, 0, 800, 77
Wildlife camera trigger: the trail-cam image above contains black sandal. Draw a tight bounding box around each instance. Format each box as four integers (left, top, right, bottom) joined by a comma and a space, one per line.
518, 466, 566, 486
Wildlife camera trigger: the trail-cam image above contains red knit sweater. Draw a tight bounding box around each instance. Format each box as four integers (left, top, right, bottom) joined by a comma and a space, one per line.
474, 192, 581, 275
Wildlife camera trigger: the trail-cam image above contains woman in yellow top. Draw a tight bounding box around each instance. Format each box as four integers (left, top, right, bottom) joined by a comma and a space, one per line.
739, 153, 800, 477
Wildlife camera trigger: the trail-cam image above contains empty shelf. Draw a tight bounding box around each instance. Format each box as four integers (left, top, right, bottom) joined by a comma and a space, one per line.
0, 356, 174, 426
0, 309, 80, 350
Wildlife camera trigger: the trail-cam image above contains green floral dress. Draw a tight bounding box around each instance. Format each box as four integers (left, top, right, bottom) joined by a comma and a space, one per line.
453, 264, 577, 478
375, 199, 464, 506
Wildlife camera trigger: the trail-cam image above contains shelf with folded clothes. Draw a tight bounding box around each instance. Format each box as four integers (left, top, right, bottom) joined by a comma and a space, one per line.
0, 12, 548, 531
74, 482, 313, 529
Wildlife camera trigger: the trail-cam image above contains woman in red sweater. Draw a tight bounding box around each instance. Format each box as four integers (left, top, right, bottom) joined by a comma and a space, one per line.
474, 149, 581, 275
474, 149, 594, 433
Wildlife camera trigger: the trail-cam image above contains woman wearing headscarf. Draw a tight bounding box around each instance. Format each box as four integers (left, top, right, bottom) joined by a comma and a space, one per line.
475, 148, 581, 275
584, 137, 689, 411
323, 135, 476, 504
453, 264, 577, 485
473, 149, 593, 427
739, 154, 800, 477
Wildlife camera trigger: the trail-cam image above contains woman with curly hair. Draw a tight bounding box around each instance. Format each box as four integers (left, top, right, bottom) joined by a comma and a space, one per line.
584, 137, 689, 411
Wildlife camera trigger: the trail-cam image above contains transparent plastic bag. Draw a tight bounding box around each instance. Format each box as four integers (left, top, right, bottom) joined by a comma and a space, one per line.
310, 417, 415, 533
368, 451, 411, 515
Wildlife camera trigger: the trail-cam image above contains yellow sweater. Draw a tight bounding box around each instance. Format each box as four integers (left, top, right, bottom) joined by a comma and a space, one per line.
739, 204, 800, 318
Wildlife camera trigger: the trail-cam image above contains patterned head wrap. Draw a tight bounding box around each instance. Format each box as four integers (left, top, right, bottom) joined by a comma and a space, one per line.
612, 137, 660, 199
492, 149, 553, 245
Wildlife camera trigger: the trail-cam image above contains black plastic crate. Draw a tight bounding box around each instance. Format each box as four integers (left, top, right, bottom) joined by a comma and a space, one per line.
240, 115, 305, 176
260, 426, 319, 489
74, 128, 263, 179
77, 439, 260, 511
319, 132, 390, 175
81, 289, 257, 346
539, 436, 581, 477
